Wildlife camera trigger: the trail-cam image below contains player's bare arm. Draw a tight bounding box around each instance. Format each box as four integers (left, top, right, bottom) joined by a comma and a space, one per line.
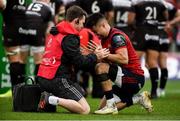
106, 48, 128, 64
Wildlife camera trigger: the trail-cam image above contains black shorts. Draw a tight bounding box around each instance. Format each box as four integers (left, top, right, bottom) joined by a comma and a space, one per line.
159, 29, 170, 52
160, 43, 169, 52
20, 34, 45, 46
19, 27, 45, 47
19, 21, 47, 46
132, 26, 160, 51
38, 77, 84, 101
3, 25, 20, 47
108, 64, 145, 106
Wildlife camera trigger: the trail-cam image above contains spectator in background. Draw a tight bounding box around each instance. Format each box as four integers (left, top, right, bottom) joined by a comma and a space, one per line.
131, 0, 168, 98
19, 0, 54, 82
1, 0, 28, 91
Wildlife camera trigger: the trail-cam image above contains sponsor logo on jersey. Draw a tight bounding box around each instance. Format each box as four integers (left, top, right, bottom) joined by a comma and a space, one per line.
18, 27, 37, 35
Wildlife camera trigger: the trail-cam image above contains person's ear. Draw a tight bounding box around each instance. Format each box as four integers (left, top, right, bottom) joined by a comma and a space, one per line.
102, 22, 106, 28
75, 18, 80, 25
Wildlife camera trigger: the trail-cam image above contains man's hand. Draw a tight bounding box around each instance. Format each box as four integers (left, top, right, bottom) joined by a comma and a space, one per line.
80, 40, 102, 55
80, 40, 109, 61
87, 40, 109, 61
94, 48, 110, 61
80, 44, 92, 55
87, 40, 102, 51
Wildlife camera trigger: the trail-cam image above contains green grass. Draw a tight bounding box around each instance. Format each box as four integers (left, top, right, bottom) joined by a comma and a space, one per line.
0, 80, 180, 120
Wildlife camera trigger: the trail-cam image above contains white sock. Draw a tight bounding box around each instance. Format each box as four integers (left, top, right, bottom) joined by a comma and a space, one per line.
107, 98, 115, 107
48, 96, 60, 106
132, 95, 141, 104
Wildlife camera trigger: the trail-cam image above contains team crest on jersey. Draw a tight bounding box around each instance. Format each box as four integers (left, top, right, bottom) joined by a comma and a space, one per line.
112, 35, 126, 48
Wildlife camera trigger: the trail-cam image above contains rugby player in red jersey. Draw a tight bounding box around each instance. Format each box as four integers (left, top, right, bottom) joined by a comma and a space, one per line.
85, 13, 153, 114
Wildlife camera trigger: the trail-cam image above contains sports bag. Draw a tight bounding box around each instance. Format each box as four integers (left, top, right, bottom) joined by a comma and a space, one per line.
13, 77, 56, 112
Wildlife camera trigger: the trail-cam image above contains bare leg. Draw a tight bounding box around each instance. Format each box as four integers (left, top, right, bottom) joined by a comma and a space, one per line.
116, 102, 127, 110
98, 96, 107, 109
58, 97, 90, 114
20, 51, 29, 64
136, 50, 145, 59
146, 49, 159, 68
33, 52, 43, 65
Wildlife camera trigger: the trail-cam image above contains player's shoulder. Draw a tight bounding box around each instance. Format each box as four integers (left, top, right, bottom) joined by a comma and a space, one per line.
112, 34, 126, 46
112, 0, 132, 7
35, 1, 52, 9
132, 0, 164, 5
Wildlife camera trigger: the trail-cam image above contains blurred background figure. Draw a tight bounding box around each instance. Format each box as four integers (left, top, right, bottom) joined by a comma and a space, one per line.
157, 0, 180, 97
155, 1, 175, 98
165, 0, 180, 51
19, 0, 54, 82
131, 0, 168, 98
1, 0, 28, 93
112, 0, 135, 40
71, 0, 114, 25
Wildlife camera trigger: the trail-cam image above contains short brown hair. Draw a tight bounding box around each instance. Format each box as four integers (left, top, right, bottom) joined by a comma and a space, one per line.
85, 13, 105, 29
65, 5, 87, 22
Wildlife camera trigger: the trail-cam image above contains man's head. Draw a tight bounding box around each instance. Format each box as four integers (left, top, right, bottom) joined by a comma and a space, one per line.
85, 13, 111, 38
66, 5, 87, 31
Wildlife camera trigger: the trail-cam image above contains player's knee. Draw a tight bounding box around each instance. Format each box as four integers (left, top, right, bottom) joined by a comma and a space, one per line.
95, 63, 109, 74
81, 105, 90, 114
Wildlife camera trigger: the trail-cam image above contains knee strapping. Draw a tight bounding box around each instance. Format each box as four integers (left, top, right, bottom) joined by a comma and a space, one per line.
96, 73, 109, 82
6, 48, 20, 56
108, 64, 118, 82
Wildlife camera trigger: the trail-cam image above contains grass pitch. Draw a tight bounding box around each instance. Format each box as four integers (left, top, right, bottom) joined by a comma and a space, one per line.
0, 80, 180, 120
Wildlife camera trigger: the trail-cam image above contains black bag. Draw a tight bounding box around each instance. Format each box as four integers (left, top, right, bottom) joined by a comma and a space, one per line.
13, 77, 56, 112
